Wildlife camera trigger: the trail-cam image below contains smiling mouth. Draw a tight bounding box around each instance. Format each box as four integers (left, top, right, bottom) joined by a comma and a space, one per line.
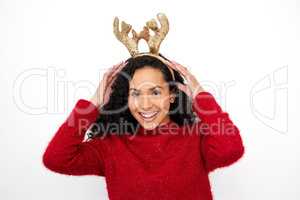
138, 111, 159, 122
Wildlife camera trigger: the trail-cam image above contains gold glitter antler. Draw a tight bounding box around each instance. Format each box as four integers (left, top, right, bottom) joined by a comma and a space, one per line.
113, 17, 140, 56
143, 13, 169, 54
113, 13, 169, 56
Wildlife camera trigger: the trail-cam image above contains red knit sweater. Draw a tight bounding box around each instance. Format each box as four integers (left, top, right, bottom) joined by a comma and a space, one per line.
42, 91, 245, 200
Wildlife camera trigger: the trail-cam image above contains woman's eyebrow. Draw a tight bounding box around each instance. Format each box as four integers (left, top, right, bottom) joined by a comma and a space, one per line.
129, 86, 163, 91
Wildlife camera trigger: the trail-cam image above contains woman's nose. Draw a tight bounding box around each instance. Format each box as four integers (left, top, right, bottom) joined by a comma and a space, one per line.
139, 95, 153, 110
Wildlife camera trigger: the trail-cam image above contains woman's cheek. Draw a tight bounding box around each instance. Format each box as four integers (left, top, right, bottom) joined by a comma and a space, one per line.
127, 98, 136, 112
157, 96, 171, 112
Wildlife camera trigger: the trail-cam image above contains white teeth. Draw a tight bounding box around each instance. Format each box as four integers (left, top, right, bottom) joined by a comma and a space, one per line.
139, 112, 158, 119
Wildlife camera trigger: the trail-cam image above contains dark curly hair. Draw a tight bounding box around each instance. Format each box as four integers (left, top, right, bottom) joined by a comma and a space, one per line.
88, 54, 197, 139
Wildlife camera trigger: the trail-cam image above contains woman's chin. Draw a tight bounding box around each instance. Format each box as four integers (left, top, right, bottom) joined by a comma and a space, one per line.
139, 121, 159, 130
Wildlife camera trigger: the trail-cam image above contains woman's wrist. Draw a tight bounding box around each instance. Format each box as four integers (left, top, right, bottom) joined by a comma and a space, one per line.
90, 95, 101, 107
192, 86, 206, 99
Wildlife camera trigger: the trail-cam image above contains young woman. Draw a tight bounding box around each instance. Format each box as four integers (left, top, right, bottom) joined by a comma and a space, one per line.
42, 54, 245, 200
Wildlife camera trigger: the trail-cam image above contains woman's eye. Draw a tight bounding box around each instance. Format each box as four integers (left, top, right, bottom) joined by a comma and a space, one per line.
131, 92, 139, 96
153, 90, 161, 95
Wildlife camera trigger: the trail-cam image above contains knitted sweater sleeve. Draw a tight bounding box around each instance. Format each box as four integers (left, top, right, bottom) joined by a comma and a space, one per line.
192, 91, 245, 173
42, 99, 105, 176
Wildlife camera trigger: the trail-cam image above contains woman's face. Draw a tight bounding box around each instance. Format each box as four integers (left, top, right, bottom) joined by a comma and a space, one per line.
128, 66, 175, 130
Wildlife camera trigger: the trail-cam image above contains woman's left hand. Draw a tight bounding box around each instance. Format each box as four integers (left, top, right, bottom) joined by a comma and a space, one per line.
168, 60, 206, 100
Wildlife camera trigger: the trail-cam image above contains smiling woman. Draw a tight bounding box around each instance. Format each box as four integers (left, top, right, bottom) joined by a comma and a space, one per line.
42, 54, 245, 200
42, 13, 245, 200
89, 54, 197, 137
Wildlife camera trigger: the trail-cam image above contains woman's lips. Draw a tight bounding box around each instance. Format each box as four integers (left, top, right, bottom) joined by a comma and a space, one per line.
138, 111, 159, 122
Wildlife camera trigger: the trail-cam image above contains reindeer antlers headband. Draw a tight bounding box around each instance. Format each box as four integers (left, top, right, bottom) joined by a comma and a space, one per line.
113, 13, 175, 80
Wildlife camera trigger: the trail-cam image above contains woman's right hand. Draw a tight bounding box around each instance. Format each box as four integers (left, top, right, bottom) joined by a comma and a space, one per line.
90, 61, 127, 107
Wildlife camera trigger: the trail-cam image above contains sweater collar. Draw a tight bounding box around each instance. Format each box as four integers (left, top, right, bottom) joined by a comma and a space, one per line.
136, 120, 179, 136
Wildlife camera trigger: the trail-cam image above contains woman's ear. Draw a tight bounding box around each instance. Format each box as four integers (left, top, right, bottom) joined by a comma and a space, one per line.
169, 86, 177, 103
170, 93, 176, 103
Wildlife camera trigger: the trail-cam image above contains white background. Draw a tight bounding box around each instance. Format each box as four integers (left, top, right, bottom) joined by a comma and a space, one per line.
0, 0, 299, 199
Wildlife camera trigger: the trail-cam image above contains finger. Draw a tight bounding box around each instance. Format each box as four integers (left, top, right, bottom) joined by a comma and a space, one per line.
168, 62, 190, 84
105, 63, 120, 80
110, 62, 127, 77
98, 72, 109, 104
177, 82, 193, 92
103, 87, 112, 105
110, 61, 127, 79
107, 61, 127, 83
106, 67, 125, 96
106, 61, 124, 74
106, 70, 122, 88
101, 72, 110, 91
176, 82, 192, 97
106, 67, 118, 84
112, 61, 124, 69
107, 75, 118, 89
106, 70, 122, 91
171, 61, 196, 86
168, 61, 187, 76
108, 61, 124, 75
171, 60, 189, 74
